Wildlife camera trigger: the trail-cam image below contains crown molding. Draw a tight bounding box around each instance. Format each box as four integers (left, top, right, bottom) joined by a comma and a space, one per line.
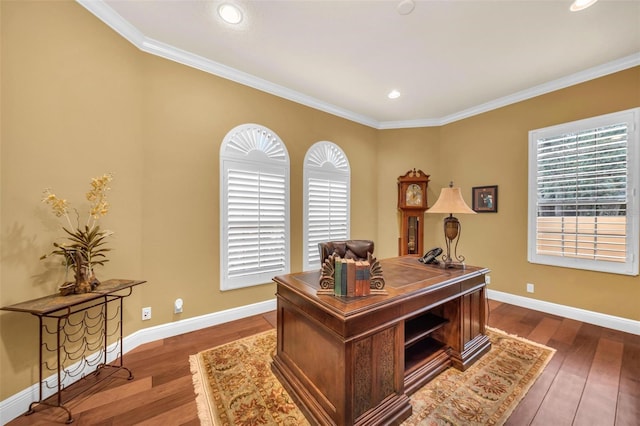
142, 37, 379, 129
379, 52, 640, 129
434, 53, 640, 126
76, 0, 378, 129
77, 0, 146, 45
377, 117, 442, 130
77, 1, 639, 130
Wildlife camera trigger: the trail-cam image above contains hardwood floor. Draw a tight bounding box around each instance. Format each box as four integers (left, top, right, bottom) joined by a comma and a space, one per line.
6, 301, 639, 425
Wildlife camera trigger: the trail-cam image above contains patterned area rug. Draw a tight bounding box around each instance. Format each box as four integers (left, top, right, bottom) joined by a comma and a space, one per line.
190, 327, 555, 425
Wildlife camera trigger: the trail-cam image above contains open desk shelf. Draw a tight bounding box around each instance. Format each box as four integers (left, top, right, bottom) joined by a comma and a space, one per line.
404, 312, 449, 349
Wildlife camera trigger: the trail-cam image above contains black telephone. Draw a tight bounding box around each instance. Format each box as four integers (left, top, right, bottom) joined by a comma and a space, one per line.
418, 247, 442, 265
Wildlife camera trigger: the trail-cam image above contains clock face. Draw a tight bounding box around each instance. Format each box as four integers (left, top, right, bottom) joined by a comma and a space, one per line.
405, 184, 423, 206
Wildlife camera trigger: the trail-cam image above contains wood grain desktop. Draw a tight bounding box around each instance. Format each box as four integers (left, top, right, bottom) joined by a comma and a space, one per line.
271, 256, 491, 426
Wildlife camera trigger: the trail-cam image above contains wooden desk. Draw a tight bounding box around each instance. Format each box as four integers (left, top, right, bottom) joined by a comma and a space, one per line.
271, 257, 490, 426
1, 279, 145, 424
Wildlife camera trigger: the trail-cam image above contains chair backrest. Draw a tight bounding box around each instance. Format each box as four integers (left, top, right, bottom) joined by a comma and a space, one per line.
318, 240, 375, 264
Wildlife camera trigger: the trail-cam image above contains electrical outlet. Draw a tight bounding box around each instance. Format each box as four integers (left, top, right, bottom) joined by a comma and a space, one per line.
142, 307, 152, 320
485, 275, 491, 285
174, 298, 183, 314
526, 283, 535, 293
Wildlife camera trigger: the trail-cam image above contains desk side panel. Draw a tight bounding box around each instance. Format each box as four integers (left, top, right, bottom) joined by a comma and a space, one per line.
354, 325, 400, 419
275, 295, 344, 422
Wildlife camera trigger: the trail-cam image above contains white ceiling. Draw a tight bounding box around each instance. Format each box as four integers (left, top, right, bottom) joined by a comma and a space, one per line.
80, 0, 640, 129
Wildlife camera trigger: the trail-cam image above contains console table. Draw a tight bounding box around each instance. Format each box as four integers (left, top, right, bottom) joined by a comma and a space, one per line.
0, 279, 145, 424
271, 257, 490, 426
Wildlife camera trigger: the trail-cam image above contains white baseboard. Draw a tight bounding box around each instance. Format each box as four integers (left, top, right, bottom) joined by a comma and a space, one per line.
4, 293, 636, 424
0, 298, 276, 425
487, 289, 640, 336
121, 298, 277, 353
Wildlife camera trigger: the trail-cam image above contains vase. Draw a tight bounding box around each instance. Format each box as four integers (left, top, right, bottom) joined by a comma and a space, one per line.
57, 252, 101, 295
58, 281, 76, 296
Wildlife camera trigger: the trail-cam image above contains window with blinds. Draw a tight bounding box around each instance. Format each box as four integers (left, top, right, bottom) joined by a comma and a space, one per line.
528, 108, 639, 275
220, 124, 290, 290
306, 178, 348, 265
303, 142, 350, 271
227, 168, 286, 278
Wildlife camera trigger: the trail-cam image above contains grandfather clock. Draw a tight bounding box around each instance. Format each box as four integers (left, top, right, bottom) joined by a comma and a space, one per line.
398, 169, 430, 256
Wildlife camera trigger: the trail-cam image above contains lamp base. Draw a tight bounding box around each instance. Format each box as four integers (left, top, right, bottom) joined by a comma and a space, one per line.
440, 259, 466, 269
440, 215, 468, 269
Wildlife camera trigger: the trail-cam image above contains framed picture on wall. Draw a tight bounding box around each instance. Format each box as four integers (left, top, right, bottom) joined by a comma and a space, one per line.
472, 185, 498, 213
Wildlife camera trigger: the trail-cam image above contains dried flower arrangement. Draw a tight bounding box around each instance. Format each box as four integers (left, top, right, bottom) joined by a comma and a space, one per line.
41, 173, 113, 295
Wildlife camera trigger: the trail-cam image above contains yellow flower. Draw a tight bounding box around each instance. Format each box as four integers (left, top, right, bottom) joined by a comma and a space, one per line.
90, 200, 110, 219
86, 173, 113, 219
41, 174, 115, 281
42, 189, 69, 217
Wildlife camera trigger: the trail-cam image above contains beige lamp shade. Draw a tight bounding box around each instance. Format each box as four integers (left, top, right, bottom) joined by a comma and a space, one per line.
427, 186, 476, 215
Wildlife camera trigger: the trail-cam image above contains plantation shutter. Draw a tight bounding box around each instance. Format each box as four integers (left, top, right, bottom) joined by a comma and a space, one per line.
534, 122, 628, 263
306, 178, 349, 266
227, 168, 286, 279
303, 141, 350, 271
220, 123, 290, 290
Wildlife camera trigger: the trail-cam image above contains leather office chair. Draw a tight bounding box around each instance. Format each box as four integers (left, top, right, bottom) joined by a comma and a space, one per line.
318, 240, 375, 265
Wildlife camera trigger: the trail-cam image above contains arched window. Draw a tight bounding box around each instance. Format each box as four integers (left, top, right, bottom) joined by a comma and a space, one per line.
303, 141, 350, 271
220, 124, 290, 290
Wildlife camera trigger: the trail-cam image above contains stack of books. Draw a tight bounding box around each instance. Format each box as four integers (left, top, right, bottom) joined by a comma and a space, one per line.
333, 257, 371, 297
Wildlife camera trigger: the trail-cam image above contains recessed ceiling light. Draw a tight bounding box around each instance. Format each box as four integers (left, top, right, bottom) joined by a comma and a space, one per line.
570, 0, 598, 12
397, 0, 415, 15
218, 3, 243, 24
388, 90, 401, 99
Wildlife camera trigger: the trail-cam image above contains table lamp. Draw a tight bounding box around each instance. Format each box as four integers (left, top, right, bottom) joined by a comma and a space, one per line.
427, 182, 476, 268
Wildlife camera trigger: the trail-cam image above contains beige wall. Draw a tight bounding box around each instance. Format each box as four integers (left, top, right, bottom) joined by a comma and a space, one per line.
376, 127, 444, 260
0, 1, 378, 399
1, 0, 638, 403
439, 69, 640, 319
2, 0, 146, 399
375, 69, 640, 321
